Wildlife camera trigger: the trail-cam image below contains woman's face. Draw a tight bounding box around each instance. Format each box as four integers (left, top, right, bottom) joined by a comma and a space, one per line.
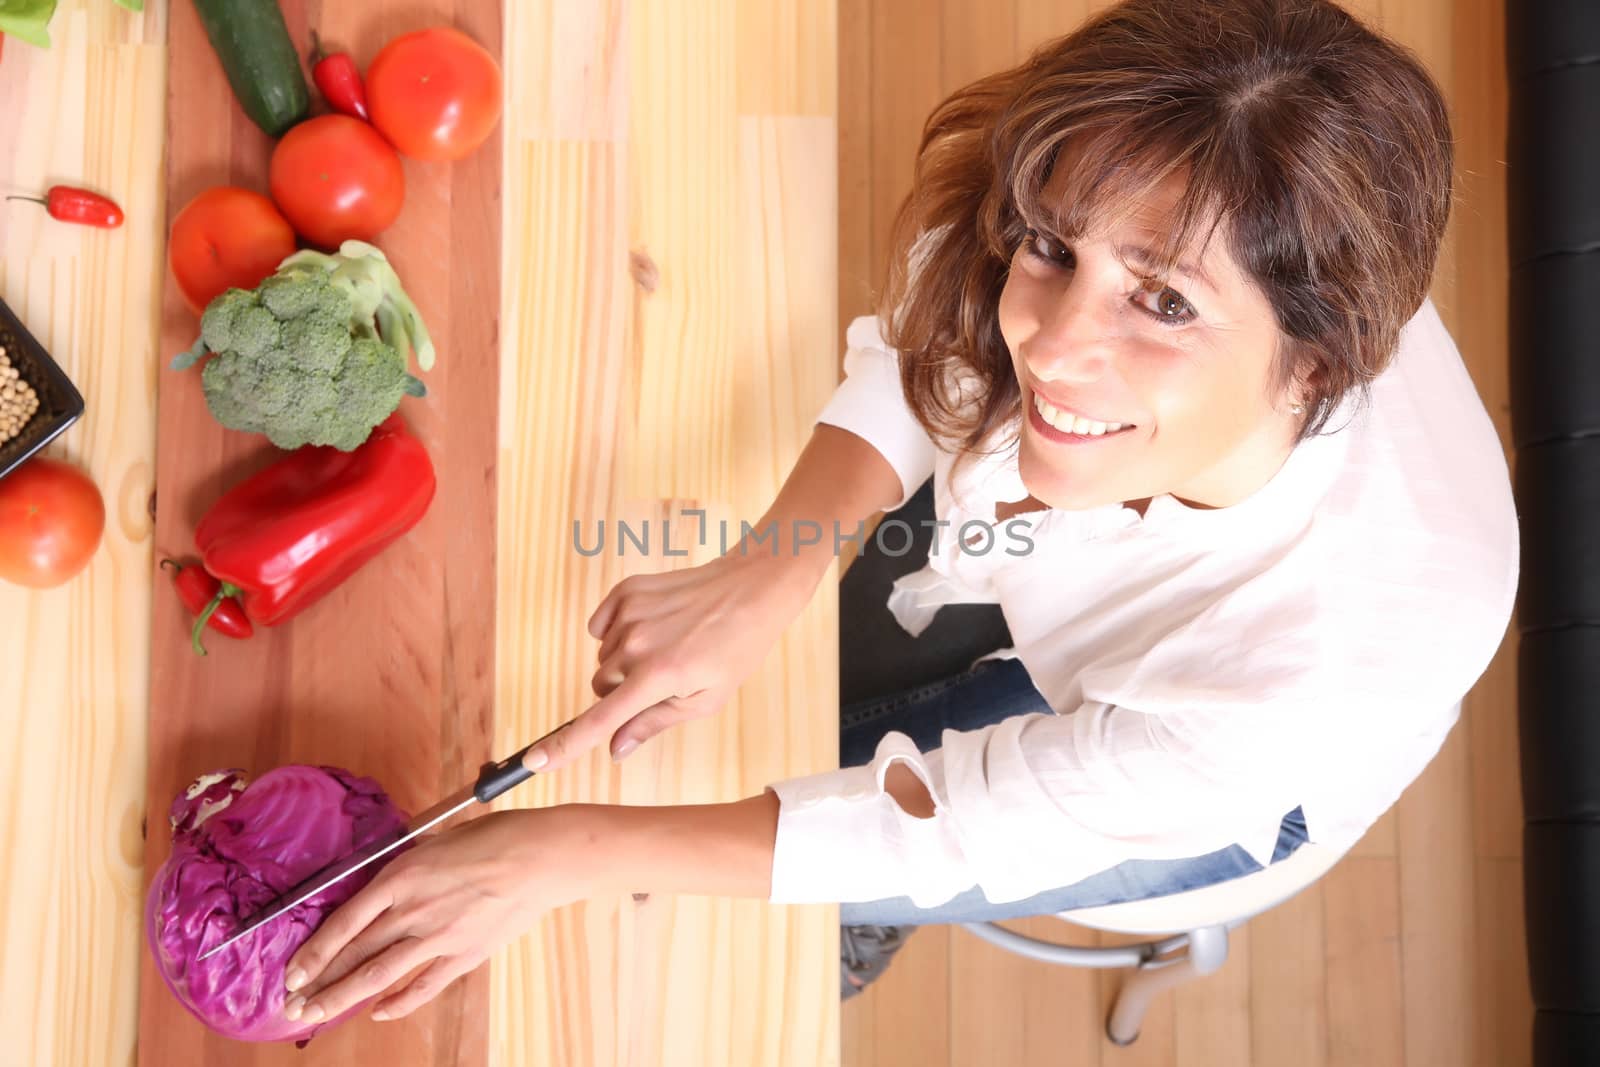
998, 169, 1303, 512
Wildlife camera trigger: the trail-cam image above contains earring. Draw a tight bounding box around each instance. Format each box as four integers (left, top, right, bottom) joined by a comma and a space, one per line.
1290, 402, 1305, 415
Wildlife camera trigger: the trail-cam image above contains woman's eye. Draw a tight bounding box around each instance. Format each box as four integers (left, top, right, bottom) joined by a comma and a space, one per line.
1022, 228, 1198, 327
1023, 228, 1070, 266
1137, 282, 1197, 327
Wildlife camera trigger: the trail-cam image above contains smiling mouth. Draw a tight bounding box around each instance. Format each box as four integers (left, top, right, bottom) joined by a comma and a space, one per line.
1030, 393, 1135, 437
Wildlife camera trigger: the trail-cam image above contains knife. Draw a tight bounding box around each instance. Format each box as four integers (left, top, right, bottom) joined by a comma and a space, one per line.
197, 721, 573, 962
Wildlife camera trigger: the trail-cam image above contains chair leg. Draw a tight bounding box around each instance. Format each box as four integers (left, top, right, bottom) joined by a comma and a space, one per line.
1105, 925, 1230, 1046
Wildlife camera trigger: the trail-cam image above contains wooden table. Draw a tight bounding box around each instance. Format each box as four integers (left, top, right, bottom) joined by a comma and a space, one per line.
0, 2, 840, 1064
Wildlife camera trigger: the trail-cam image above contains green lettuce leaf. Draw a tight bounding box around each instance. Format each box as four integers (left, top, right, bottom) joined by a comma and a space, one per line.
0, 0, 59, 48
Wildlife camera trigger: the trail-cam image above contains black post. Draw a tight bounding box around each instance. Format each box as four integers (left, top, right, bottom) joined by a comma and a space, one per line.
1507, 3, 1600, 1064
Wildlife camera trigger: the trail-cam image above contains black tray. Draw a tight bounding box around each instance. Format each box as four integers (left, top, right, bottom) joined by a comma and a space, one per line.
0, 294, 85, 481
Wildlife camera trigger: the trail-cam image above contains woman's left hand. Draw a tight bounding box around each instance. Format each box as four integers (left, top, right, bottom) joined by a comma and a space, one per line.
281, 808, 581, 1025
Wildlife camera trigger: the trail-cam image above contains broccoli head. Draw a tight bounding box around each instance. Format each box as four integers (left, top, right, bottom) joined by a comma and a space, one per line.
172, 242, 433, 452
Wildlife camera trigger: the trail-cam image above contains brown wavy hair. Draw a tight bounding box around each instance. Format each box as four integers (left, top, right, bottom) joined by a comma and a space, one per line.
878, 0, 1455, 471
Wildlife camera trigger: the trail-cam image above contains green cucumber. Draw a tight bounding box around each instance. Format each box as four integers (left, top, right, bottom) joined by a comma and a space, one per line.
191, 0, 309, 138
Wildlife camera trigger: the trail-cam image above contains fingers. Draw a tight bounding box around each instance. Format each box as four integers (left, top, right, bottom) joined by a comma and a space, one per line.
611, 698, 690, 760
370, 955, 477, 1021
587, 570, 697, 640
594, 616, 633, 667
285, 877, 398, 995
593, 590, 687, 667
587, 579, 629, 640
286, 935, 434, 1026
592, 616, 678, 698
591, 661, 625, 699
292, 906, 410, 1007
522, 666, 681, 773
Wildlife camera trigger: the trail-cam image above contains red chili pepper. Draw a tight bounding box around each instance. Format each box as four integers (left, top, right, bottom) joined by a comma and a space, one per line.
194, 413, 436, 628
308, 30, 370, 122
161, 558, 254, 656
6, 185, 124, 228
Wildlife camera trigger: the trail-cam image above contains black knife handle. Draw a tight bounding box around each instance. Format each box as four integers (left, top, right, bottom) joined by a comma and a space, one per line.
473, 720, 574, 803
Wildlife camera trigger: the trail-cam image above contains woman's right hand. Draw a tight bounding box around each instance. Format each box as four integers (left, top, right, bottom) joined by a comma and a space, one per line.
520, 548, 827, 773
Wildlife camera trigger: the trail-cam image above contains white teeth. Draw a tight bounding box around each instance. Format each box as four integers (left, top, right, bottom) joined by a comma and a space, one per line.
1033, 394, 1126, 437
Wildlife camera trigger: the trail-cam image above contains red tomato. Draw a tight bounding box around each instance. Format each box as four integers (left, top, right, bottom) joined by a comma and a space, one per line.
366, 27, 503, 162
0, 457, 106, 589
269, 115, 405, 248
168, 187, 297, 316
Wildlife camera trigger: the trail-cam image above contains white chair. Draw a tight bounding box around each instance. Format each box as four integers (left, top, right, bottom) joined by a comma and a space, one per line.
960, 841, 1351, 1046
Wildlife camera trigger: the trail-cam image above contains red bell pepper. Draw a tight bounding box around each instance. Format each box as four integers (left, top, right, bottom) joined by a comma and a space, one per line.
192, 413, 436, 630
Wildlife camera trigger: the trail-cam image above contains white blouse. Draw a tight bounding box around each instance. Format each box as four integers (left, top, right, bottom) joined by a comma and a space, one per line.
764, 296, 1519, 909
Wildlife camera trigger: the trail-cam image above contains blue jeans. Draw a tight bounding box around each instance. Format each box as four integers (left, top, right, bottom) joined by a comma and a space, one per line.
836, 644, 1309, 928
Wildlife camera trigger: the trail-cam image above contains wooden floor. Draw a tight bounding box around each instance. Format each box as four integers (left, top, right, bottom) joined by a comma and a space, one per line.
837, 1, 1530, 1065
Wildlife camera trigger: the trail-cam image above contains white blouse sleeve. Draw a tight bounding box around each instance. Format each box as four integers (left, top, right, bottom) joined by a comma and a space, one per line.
764, 695, 1316, 909
815, 225, 951, 512
814, 315, 937, 512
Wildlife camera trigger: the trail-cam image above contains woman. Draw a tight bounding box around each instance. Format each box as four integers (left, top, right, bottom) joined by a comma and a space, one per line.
276, 0, 1517, 1024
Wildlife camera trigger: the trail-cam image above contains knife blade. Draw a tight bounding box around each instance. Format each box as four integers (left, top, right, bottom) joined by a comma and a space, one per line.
197, 721, 572, 962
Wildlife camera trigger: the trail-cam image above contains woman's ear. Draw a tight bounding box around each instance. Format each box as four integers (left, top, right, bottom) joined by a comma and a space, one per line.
1286, 356, 1328, 418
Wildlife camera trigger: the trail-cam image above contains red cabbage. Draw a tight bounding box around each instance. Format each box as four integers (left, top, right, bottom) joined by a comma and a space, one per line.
146, 765, 409, 1042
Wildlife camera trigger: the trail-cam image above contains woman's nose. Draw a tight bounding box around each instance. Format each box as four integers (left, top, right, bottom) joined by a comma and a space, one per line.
1024, 285, 1115, 384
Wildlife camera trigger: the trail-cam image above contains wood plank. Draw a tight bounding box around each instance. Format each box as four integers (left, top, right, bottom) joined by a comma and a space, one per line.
868, 0, 942, 292
1175, 925, 1252, 1067
489, 124, 633, 1067
839, 0, 874, 331
1324, 857, 1406, 1067
491, 0, 840, 1061
1016, 0, 1107, 50
1397, 729, 1478, 1067
1474, 858, 1533, 1067
1250, 883, 1329, 1067
622, 0, 736, 504
842, 994, 877, 1065
0, 4, 167, 1067
137, 0, 501, 1063
1350, 808, 1400, 859
939, 0, 1016, 95
949, 920, 1030, 1067
1466, 637, 1520, 861
856, 924, 953, 1067
951, 916, 1105, 1067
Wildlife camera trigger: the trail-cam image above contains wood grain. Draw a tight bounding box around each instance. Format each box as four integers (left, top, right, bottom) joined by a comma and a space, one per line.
491, 1, 840, 1064
1249, 883, 1329, 1067
0, 4, 167, 1067
1174, 925, 1252, 1066
1325, 858, 1406, 1067
952, 917, 1106, 1066
137, 0, 500, 1063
